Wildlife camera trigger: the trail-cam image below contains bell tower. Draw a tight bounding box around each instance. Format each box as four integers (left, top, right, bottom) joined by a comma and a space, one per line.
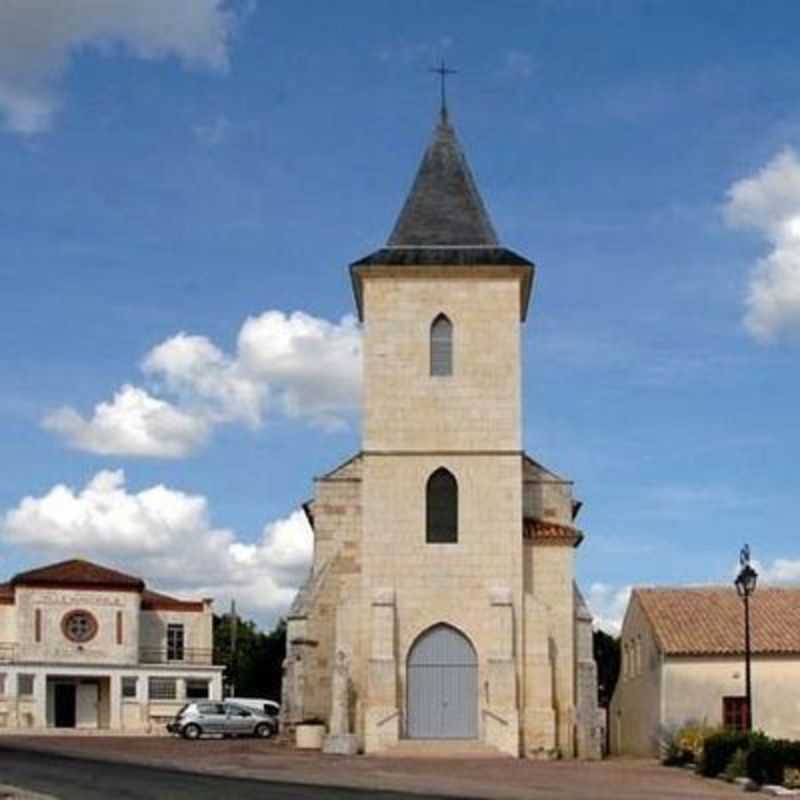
350, 106, 536, 753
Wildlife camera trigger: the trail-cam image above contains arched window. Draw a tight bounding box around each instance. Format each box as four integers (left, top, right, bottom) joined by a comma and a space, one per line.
426, 468, 458, 543
430, 314, 453, 376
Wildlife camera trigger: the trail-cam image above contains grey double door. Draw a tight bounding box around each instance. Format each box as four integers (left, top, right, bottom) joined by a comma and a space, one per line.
407, 624, 478, 739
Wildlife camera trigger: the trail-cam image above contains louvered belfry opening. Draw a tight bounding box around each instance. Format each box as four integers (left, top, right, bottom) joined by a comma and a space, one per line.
430, 314, 453, 376
426, 468, 458, 543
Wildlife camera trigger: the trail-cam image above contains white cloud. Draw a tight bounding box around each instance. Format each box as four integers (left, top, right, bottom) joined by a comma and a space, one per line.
2, 469, 312, 626
748, 557, 800, 585
0, 1, 238, 134
236, 311, 362, 430
42, 385, 210, 458
44, 310, 362, 457
586, 582, 632, 635
725, 148, 800, 340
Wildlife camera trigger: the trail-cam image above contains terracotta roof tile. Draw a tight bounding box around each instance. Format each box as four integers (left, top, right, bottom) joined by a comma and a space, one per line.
523, 518, 583, 547
11, 558, 144, 591
635, 587, 800, 656
141, 589, 205, 612
0, 582, 13, 605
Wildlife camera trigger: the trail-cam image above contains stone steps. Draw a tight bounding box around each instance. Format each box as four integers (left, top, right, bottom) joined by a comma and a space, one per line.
381, 739, 511, 758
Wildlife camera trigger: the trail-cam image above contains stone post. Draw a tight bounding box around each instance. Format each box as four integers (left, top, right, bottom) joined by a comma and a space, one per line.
323, 651, 359, 754
364, 588, 399, 754
485, 586, 520, 756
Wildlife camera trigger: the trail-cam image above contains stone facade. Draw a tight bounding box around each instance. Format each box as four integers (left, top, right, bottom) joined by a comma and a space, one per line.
0, 560, 224, 732
284, 112, 601, 758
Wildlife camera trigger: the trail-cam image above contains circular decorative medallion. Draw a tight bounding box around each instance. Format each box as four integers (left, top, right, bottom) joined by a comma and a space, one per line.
61, 609, 98, 643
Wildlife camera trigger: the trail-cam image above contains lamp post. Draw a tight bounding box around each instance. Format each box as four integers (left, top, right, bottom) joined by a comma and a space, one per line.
734, 544, 758, 731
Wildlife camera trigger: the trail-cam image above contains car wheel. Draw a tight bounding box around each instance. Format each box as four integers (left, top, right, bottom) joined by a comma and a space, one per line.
182, 723, 202, 740
255, 722, 273, 739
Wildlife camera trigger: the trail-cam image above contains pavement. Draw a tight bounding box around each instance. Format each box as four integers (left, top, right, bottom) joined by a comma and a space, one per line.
0, 735, 744, 800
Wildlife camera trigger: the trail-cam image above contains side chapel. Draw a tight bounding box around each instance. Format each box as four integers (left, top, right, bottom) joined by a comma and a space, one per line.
284, 102, 603, 758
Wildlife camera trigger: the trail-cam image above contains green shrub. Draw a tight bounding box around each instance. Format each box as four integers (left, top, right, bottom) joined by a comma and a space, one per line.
699, 731, 751, 777
723, 748, 748, 781
746, 736, 785, 786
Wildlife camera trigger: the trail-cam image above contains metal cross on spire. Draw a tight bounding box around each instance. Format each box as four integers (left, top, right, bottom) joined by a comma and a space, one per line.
429, 58, 457, 122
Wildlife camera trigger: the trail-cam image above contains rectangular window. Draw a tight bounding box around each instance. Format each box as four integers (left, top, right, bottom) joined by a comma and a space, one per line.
18, 674, 34, 697
186, 679, 209, 699
121, 677, 137, 699
148, 677, 177, 701
116, 611, 123, 645
34, 609, 42, 643
723, 696, 749, 732
0, 673, 6, 696
166, 624, 185, 662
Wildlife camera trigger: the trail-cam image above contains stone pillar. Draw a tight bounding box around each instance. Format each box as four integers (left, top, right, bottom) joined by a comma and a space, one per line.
484, 586, 519, 756
364, 588, 399, 754
209, 671, 223, 701
6, 670, 19, 728
574, 595, 604, 759
32, 672, 47, 729
109, 673, 122, 730
522, 595, 557, 758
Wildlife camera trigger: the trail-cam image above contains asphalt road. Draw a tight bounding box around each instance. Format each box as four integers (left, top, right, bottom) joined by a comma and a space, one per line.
0, 746, 460, 800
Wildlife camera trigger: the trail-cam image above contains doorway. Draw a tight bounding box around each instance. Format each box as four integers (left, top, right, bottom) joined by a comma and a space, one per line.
406, 624, 478, 739
54, 683, 76, 728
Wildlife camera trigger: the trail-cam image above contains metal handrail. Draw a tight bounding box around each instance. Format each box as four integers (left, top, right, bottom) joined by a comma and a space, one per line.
139, 647, 213, 665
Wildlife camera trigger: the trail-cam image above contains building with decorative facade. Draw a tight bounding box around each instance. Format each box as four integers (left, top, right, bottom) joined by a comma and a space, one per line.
0, 559, 223, 732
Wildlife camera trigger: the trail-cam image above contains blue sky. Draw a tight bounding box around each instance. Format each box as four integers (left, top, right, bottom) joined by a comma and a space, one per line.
2, 1, 800, 630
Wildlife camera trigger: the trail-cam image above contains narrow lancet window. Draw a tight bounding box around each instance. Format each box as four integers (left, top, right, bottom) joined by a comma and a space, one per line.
430, 314, 453, 376
426, 468, 458, 543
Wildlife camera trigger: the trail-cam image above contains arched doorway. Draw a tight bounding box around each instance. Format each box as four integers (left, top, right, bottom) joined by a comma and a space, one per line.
406, 624, 478, 739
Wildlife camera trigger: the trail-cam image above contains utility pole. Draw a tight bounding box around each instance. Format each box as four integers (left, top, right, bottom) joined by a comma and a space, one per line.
229, 599, 238, 697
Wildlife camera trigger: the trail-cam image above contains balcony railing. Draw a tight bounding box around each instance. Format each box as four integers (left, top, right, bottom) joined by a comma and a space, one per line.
138, 647, 213, 665
0, 643, 15, 663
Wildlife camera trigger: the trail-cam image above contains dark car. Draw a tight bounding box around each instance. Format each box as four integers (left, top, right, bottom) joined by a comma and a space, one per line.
167, 701, 276, 740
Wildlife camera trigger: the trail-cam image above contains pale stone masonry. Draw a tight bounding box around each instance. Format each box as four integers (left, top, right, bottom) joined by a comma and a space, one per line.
284, 110, 603, 757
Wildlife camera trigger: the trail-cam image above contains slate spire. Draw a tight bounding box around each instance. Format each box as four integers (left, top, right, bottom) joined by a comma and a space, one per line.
387, 113, 499, 248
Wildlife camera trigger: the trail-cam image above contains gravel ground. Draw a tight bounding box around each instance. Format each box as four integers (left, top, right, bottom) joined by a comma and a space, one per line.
0, 735, 743, 800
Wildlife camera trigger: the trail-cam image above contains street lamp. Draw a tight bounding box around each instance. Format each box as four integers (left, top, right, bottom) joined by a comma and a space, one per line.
734, 544, 758, 731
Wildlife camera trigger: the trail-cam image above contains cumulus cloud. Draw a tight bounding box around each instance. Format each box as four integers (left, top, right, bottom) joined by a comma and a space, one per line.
725, 148, 800, 340
2, 469, 312, 626
586, 582, 632, 634
0, 1, 238, 134
746, 557, 800, 585
42, 385, 210, 458
44, 310, 362, 457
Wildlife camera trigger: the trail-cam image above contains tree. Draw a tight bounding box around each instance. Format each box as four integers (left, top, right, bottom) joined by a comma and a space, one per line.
213, 614, 286, 701
593, 629, 620, 708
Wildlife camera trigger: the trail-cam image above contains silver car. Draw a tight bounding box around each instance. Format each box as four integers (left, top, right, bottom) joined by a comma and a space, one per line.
167, 701, 276, 740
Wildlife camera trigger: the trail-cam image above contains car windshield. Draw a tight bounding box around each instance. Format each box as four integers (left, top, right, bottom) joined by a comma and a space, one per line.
175, 704, 190, 718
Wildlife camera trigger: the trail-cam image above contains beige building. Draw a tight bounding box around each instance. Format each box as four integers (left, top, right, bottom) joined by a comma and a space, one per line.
610, 587, 800, 756
283, 107, 603, 758
0, 558, 223, 732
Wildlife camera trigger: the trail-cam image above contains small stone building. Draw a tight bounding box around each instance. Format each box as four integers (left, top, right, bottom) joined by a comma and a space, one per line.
610, 587, 800, 756
0, 558, 223, 731
283, 108, 603, 758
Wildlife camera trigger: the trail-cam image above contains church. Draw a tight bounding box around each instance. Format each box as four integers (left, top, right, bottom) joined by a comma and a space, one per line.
284, 100, 603, 759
